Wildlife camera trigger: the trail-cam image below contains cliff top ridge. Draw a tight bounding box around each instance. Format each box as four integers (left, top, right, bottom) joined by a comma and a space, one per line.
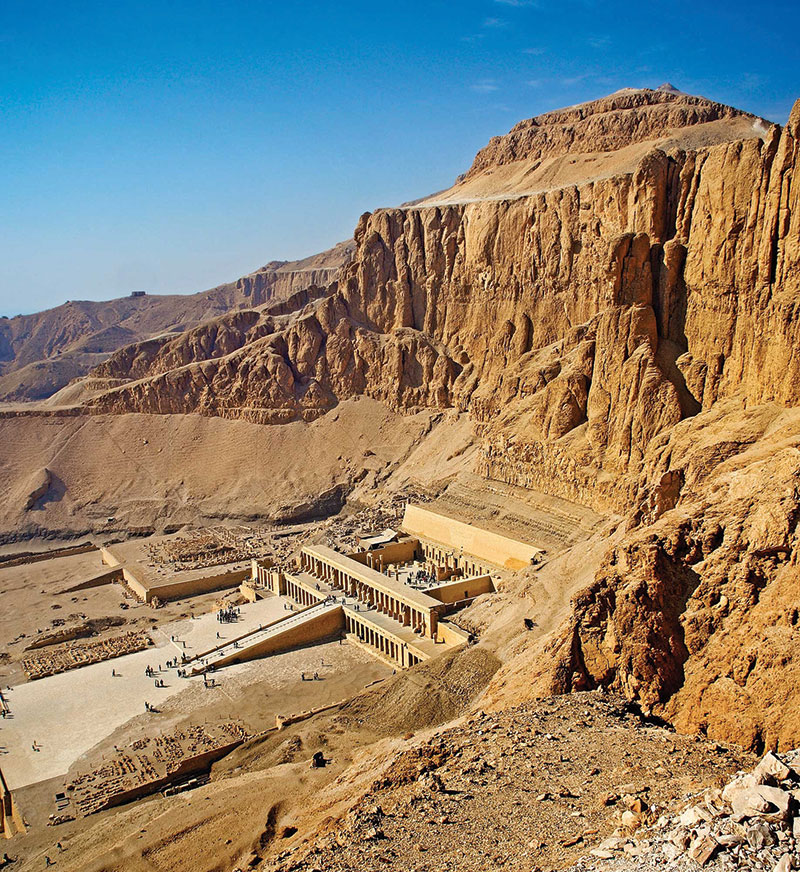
414, 87, 773, 208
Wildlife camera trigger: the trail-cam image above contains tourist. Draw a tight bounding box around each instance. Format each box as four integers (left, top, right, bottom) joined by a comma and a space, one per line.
45, 856, 54, 867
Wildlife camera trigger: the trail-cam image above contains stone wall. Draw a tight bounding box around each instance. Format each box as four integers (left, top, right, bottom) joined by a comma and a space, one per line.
402, 504, 542, 570
427, 574, 494, 605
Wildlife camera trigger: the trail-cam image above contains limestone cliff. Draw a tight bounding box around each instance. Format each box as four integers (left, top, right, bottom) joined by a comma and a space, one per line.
533, 400, 800, 752
86, 90, 798, 510
0, 240, 353, 401
28, 87, 800, 748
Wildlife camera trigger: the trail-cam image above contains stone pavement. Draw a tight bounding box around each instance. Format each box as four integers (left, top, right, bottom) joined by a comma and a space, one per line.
184, 600, 339, 674
159, 594, 292, 658
0, 595, 289, 789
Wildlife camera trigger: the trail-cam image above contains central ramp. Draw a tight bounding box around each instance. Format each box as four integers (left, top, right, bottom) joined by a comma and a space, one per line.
185, 601, 343, 674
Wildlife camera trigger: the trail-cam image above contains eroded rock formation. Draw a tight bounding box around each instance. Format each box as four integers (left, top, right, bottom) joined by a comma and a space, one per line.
20, 87, 800, 749
0, 241, 353, 401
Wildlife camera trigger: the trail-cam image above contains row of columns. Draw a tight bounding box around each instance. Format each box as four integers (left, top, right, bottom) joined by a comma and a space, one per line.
344, 614, 421, 667
251, 560, 286, 597
303, 552, 434, 637
285, 577, 319, 608
419, 541, 489, 580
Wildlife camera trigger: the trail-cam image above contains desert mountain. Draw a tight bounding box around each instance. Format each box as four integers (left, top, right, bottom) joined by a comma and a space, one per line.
1, 86, 798, 751
0, 239, 353, 401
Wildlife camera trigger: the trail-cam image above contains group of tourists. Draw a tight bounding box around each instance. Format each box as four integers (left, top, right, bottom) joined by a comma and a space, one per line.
217, 605, 240, 624
413, 568, 433, 584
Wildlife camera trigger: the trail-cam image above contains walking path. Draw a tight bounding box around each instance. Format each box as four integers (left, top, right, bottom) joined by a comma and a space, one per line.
184, 600, 340, 674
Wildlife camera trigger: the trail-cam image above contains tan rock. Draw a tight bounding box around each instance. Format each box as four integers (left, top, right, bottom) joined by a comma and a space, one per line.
688, 833, 718, 865
5, 88, 800, 760
680, 806, 713, 827
754, 752, 793, 784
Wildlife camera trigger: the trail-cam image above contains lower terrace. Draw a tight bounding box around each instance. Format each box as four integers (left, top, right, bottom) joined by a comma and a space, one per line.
185, 506, 544, 674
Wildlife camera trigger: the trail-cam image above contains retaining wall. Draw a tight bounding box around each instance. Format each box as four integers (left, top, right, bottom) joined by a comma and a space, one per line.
426, 574, 494, 604
402, 504, 542, 570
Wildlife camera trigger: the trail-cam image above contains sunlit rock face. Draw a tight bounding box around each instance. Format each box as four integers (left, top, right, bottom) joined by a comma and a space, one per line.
51, 89, 800, 749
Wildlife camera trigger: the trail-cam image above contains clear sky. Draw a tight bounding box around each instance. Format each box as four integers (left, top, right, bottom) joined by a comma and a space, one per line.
2, 0, 799, 317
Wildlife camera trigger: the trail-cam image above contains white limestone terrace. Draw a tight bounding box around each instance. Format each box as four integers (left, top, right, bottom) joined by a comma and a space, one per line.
0, 596, 288, 789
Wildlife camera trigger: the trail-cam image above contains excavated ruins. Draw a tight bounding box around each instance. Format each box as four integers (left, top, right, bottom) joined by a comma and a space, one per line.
0, 86, 798, 871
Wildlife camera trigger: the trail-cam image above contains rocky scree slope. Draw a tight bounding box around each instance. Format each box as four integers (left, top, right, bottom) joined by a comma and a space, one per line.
62, 89, 800, 749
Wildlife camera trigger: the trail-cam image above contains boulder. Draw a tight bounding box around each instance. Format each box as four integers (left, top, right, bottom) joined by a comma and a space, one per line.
754, 752, 793, 784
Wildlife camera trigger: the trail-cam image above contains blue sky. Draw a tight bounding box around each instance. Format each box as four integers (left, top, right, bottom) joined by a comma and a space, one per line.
2, 0, 799, 317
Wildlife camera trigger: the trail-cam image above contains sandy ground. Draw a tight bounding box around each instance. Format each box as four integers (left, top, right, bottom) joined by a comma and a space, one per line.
0, 596, 293, 789
0, 400, 441, 541
259, 692, 756, 872
0, 548, 267, 687
10, 637, 392, 871
0, 550, 118, 652
0, 420, 625, 872
411, 116, 766, 208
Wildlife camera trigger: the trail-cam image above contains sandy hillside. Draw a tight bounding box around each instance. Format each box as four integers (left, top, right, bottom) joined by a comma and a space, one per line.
0, 398, 439, 541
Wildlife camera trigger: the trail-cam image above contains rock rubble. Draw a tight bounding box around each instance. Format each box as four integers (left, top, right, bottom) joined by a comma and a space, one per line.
261, 692, 753, 872
572, 749, 799, 871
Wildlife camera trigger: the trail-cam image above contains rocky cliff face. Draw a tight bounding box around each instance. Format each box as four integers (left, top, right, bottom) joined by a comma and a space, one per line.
0, 241, 353, 401
536, 400, 800, 752
87, 92, 798, 507
87, 283, 461, 423
40, 88, 800, 748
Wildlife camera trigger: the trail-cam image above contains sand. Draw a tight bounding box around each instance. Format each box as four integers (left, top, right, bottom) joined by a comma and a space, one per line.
0, 597, 293, 789
0, 399, 441, 541
411, 116, 767, 208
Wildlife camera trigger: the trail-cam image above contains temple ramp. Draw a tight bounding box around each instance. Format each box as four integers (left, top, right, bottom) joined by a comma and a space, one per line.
185, 602, 344, 674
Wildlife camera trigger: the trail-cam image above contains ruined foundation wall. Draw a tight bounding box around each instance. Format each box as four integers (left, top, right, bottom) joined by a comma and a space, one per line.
144, 568, 250, 603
